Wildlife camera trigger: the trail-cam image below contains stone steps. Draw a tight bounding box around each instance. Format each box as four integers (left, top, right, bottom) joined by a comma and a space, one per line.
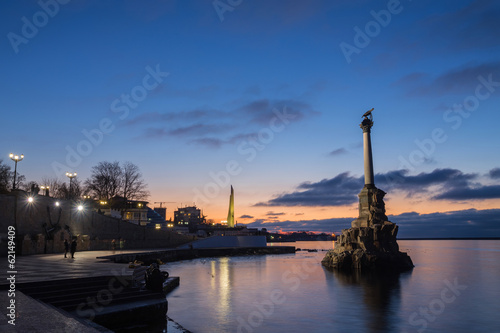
15, 274, 179, 330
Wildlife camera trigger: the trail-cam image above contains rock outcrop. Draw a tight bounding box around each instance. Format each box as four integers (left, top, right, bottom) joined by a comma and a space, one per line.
322, 185, 413, 272
322, 222, 413, 272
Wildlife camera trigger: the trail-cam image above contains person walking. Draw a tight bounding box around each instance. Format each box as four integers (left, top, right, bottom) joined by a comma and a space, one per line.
64, 239, 69, 258
70, 239, 77, 259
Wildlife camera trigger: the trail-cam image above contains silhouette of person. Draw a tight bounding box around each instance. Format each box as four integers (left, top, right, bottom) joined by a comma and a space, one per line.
64, 239, 69, 258
70, 239, 77, 259
112, 239, 116, 252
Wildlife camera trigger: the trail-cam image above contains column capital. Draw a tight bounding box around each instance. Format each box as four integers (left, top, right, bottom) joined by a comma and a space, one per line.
360, 118, 373, 133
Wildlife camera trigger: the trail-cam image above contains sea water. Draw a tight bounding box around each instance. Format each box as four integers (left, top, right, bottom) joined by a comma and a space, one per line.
164, 240, 500, 333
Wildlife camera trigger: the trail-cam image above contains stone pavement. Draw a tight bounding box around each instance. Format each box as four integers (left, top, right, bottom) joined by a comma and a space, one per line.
0, 249, 189, 332
0, 249, 163, 284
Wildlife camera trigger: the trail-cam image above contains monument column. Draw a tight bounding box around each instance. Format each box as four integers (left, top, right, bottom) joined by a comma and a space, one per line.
352, 108, 380, 228
360, 116, 374, 187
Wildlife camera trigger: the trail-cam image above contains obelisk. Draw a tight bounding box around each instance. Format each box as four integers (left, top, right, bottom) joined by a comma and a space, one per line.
227, 185, 235, 227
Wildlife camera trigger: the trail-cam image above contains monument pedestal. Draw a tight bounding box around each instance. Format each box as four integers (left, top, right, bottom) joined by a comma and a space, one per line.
351, 185, 388, 228
322, 185, 414, 272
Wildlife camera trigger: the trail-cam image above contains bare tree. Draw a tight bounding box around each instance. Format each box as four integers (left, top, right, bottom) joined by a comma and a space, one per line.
14, 174, 26, 191
0, 159, 26, 191
85, 161, 123, 200
0, 160, 11, 193
39, 177, 65, 198
84, 161, 149, 201
59, 178, 84, 200
122, 161, 149, 200
23, 181, 40, 194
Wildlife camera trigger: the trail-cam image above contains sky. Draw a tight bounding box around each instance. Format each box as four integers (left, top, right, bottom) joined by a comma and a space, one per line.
1, 0, 499, 237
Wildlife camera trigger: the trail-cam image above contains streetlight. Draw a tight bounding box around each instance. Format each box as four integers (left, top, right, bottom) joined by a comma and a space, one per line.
9, 153, 24, 190
65, 172, 77, 199
40, 185, 50, 196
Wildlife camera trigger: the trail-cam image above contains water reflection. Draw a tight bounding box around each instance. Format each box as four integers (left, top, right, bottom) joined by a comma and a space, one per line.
210, 257, 233, 322
328, 269, 412, 332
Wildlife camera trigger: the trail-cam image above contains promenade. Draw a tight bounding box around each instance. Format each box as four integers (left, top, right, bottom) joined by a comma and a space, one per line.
0, 249, 188, 333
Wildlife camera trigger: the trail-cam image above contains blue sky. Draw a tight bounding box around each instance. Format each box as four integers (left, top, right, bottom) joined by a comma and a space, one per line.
1, 0, 499, 237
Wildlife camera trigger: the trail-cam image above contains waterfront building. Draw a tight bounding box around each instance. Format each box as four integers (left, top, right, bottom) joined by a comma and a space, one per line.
173, 205, 206, 232
98, 196, 149, 225
153, 206, 167, 221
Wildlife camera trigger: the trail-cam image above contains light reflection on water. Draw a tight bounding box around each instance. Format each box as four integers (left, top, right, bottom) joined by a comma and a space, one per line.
164, 240, 500, 333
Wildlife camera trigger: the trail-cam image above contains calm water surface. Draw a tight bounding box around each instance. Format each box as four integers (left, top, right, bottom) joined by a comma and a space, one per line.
164, 240, 500, 333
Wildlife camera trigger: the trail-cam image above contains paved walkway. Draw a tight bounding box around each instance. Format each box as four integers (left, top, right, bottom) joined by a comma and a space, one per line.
0, 249, 189, 333
0, 249, 172, 284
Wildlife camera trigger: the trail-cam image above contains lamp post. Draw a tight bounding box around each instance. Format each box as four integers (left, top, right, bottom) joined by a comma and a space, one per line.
9, 153, 24, 190
65, 172, 77, 199
40, 186, 50, 196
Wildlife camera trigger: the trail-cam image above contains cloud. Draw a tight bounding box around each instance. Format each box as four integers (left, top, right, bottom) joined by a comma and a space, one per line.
242, 209, 500, 238
239, 214, 254, 219
244, 85, 261, 96
391, 72, 428, 87
400, 61, 500, 97
489, 168, 500, 179
417, 0, 500, 51
238, 99, 317, 125
127, 98, 317, 147
125, 109, 220, 126
376, 168, 476, 195
393, 208, 500, 238
328, 148, 347, 156
244, 217, 353, 233
188, 132, 259, 148
255, 172, 362, 207
433, 185, 500, 201
432, 62, 500, 94
255, 168, 496, 207
168, 123, 225, 137
266, 211, 286, 216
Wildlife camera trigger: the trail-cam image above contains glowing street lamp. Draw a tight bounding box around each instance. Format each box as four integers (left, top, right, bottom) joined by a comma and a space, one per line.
40, 185, 50, 196
66, 172, 77, 199
9, 153, 24, 190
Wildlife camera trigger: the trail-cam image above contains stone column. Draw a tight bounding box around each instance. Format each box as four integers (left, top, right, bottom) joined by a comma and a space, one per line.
360, 117, 374, 187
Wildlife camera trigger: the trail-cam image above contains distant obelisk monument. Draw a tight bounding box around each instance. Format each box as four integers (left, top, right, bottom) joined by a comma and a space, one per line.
227, 185, 235, 228
322, 109, 413, 272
